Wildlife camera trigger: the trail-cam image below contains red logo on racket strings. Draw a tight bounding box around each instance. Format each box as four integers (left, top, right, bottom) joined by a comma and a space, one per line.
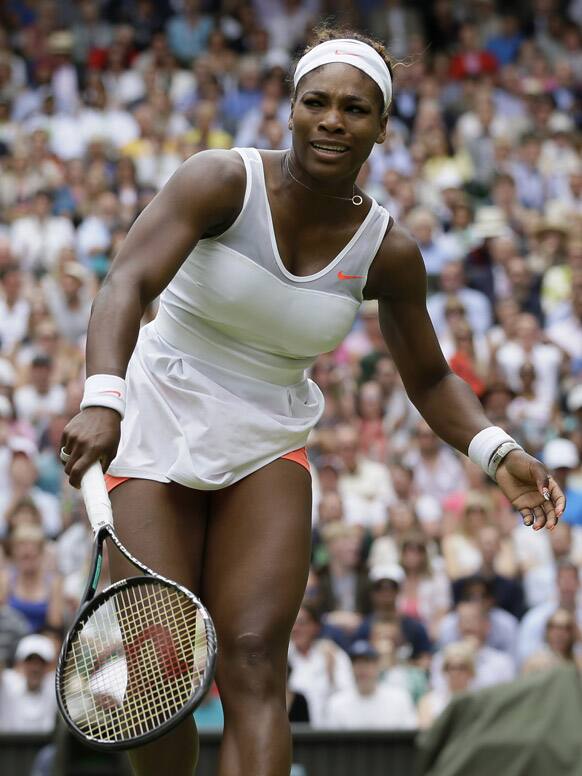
99, 389, 122, 398
338, 271, 364, 280
125, 624, 190, 687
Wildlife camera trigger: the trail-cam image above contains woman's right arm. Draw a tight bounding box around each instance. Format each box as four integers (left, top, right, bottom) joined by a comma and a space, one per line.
62, 150, 246, 486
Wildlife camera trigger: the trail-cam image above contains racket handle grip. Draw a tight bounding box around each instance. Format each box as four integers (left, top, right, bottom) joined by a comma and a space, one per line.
81, 462, 114, 532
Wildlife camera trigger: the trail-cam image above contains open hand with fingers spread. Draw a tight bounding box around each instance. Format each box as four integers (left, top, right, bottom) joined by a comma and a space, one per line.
495, 449, 566, 531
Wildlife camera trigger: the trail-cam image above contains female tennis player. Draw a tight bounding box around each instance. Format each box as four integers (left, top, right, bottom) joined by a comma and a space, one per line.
61, 27, 565, 776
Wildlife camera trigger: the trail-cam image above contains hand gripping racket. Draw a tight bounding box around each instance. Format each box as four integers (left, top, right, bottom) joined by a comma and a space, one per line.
56, 461, 217, 749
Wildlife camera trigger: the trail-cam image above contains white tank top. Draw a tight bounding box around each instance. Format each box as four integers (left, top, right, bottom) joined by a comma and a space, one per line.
110, 148, 391, 489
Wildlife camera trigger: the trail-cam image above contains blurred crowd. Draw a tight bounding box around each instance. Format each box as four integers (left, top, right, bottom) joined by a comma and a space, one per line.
0, 0, 581, 738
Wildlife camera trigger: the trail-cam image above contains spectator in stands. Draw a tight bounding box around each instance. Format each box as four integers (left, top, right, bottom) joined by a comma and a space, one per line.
0, 524, 63, 633
0, 634, 56, 732
405, 420, 467, 505
369, 617, 428, 704
524, 607, 582, 671
0, 438, 61, 538
286, 664, 309, 724
542, 438, 582, 526
353, 564, 432, 668
9, 189, 75, 274
288, 603, 354, 728
418, 641, 476, 729
316, 522, 369, 638
13, 354, 66, 430
431, 601, 516, 690
518, 561, 582, 665
323, 640, 417, 730
0, 263, 30, 356
452, 525, 525, 618
442, 574, 519, 656
333, 424, 395, 526
427, 261, 492, 338
398, 530, 451, 639
368, 501, 422, 568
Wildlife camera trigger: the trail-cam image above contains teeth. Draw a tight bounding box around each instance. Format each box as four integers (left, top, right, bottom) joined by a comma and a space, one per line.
312, 144, 347, 152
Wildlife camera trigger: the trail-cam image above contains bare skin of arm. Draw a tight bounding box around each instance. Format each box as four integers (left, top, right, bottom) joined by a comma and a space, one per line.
62, 150, 246, 486
364, 224, 566, 530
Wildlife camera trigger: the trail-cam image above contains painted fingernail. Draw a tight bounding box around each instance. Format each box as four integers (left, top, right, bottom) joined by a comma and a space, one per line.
543, 488, 550, 500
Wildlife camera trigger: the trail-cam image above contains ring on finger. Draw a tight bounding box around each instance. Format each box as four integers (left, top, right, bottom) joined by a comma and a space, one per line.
60, 446, 72, 464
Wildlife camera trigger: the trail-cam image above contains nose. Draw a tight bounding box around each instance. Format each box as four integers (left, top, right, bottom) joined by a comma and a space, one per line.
318, 107, 346, 134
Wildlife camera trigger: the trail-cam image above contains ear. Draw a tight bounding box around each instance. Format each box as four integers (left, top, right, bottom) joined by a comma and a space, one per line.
288, 104, 294, 131
375, 115, 388, 145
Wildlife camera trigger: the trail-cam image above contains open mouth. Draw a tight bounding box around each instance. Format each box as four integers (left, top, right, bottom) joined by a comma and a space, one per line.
310, 142, 349, 155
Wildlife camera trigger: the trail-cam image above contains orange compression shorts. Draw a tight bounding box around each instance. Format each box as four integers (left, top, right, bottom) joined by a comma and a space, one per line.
104, 447, 310, 494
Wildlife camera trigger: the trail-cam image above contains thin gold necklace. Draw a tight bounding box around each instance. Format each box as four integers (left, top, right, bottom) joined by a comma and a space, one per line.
283, 153, 363, 206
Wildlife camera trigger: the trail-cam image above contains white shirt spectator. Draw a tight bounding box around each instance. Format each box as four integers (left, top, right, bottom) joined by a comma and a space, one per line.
338, 458, 396, 524
76, 215, 111, 265
0, 297, 30, 354
0, 668, 56, 733
77, 107, 140, 150
517, 597, 582, 665
288, 639, 354, 727
405, 448, 468, 502
428, 288, 492, 336
547, 316, 582, 361
13, 383, 66, 426
431, 644, 516, 691
495, 341, 562, 404
324, 684, 417, 730
439, 608, 519, 656
10, 215, 75, 273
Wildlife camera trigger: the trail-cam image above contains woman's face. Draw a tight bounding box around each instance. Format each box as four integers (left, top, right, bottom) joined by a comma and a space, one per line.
444, 660, 474, 693
401, 541, 426, 572
291, 63, 387, 181
13, 539, 43, 573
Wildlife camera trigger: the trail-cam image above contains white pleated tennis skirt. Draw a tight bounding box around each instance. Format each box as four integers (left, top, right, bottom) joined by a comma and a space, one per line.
107, 322, 323, 490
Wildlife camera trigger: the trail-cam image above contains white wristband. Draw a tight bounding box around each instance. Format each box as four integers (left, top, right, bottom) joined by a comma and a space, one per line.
80, 374, 126, 419
468, 426, 516, 477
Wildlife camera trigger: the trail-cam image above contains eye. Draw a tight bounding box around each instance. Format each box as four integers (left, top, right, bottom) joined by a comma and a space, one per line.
304, 98, 322, 107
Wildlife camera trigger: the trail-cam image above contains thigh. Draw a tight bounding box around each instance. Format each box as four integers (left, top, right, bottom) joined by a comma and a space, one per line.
108, 479, 209, 594
203, 459, 312, 660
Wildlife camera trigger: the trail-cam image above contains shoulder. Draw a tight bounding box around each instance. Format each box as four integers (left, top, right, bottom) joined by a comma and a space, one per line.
364, 222, 426, 302
146, 149, 248, 235
172, 149, 247, 200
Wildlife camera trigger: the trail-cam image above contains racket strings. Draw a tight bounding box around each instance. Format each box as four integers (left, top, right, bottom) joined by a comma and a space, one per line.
61, 581, 209, 743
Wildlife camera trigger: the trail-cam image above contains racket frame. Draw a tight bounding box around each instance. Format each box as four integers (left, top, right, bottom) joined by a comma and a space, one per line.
55, 481, 218, 750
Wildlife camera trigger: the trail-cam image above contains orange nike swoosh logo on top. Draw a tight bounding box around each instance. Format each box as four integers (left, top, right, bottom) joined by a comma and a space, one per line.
338, 271, 365, 280
99, 390, 122, 398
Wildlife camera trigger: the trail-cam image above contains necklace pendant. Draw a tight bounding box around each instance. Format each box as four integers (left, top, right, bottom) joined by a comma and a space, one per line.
352, 194, 363, 206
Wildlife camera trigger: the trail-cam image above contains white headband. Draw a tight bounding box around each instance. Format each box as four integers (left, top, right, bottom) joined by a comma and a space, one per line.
293, 38, 392, 111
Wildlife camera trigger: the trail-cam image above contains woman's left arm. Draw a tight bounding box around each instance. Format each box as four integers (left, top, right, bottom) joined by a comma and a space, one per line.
364, 224, 565, 530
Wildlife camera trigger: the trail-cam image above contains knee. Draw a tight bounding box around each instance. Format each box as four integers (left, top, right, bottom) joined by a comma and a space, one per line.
219, 632, 284, 700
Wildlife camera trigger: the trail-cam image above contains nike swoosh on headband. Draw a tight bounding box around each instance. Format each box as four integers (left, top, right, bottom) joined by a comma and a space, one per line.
334, 49, 364, 58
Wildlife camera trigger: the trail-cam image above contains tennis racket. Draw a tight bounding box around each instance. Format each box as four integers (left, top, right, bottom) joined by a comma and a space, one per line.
55, 460, 217, 750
